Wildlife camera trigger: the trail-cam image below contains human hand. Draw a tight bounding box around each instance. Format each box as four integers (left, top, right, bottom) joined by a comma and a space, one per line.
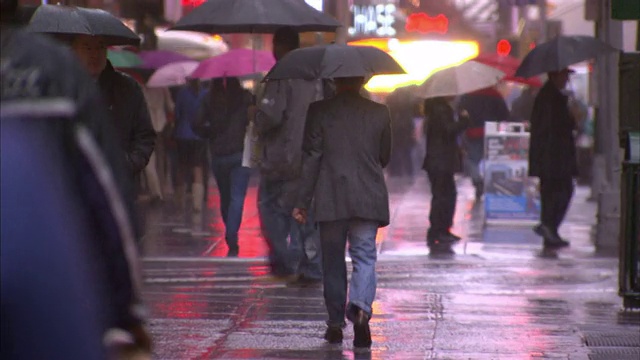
292, 208, 307, 224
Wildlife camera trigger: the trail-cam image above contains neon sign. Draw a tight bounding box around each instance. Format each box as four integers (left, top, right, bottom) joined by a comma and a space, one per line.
349, 4, 397, 37
405, 13, 448, 34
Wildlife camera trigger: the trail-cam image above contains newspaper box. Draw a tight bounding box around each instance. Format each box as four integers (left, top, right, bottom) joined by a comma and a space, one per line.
483, 122, 540, 225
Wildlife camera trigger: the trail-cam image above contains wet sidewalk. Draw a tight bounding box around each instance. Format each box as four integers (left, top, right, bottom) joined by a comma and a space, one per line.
141, 176, 640, 359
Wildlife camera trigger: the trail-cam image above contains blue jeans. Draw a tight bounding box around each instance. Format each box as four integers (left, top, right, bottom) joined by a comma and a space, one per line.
319, 219, 378, 327
211, 152, 251, 250
258, 178, 322, 279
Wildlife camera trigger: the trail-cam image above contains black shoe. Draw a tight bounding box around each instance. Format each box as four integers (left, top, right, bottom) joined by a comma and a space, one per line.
352, 309, 372, 348
287, 274, 322, 287
533, 224, 555, 239
446, 231, 461, 241
543, 237, 570, 249
427, 233, 458, 247
324, 326, 343, 344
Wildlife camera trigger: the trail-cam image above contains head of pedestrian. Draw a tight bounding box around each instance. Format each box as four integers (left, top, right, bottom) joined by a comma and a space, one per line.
272, 26, 299, 61
547, 68, 574, 90
69, 34, 108, 78
335, 76, 365, 94
185, 77, 200, 92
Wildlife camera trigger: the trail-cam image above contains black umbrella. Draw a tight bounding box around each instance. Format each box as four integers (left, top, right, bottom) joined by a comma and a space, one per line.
169, 0, 340, 34
515, 35, 617, 78
264, 44, 406, 80
28, 4, 140, 46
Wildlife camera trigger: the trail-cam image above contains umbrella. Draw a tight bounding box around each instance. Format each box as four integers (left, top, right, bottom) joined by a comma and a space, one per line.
473, 53, 542, 87
417, 61, 505, 99
147, 61, 199, 88
190, 49, 275, 80
107, 49, 143, 68
169, 0, 340, 34
28, 4, 140, 46
264, 44, 406, 81
138, 50, 193, 69
515, 35, 617, 78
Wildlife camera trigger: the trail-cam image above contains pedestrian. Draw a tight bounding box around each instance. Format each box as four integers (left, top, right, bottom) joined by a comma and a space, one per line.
255, 26, 323, 284
292, 76, 391, 348
64, 33, 156, 241
173, 78, 207, 212
529, 68, 577, 248
386, 85, 420, 179
193, 77, 253, 257
1, 1, 150, 355
142, 86, 175, 203
422, 96, 470, 247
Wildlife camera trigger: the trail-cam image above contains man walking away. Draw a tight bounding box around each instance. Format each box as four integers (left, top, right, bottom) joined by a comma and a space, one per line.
529, 68, 577, 248
255, 26, 323, 284
293, 76, 392, 349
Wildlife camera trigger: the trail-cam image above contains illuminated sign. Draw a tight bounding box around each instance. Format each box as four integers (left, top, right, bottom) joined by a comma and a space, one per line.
405, 13, 448, 34
349, 4, 397, 37
181, 0, 205, 6
496, 39, 512, 56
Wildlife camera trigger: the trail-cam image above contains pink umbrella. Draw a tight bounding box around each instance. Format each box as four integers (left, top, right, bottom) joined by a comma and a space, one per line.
147, 61, 199, 88
190, 48, 275, 80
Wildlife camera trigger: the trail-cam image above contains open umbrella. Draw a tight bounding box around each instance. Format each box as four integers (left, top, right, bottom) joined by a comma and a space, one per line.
417, 61, 505, 99
190, 49, 275, 80
473, 53, 542, 87
515, 35, 617, 78
169, 0, 340, 34
138, 50, 193, 69
107, 49, 143, 68
264, 44, 405, 81
28, 4, 140, 46
147, 61, 199, 88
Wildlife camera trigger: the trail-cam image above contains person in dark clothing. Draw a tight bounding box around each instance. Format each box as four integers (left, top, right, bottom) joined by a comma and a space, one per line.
386, 85, 420, 178
422, 96, 470, 247
293, 76, 392, 349
529, 69, 577, 248
194, 77, 253, 256
1, 4, 150, 356
511, 86, 538, 122
68, 34, 156, 238
458, 87, 510, 199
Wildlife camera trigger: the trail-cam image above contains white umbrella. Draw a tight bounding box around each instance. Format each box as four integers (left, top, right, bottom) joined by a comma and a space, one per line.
147, 61, 199, 88
418, 60, 506, 99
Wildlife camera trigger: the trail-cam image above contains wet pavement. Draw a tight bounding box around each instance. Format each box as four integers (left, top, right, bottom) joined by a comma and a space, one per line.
140, 175, 640, 359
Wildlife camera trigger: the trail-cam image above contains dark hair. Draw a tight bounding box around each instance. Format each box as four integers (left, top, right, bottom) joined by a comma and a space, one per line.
273, 26, 299, 50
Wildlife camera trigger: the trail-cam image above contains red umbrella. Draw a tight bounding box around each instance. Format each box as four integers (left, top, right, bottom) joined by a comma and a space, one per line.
473, 53, 542, 87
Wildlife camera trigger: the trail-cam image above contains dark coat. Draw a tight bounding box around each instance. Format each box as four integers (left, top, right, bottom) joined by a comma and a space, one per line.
194, 89, 252, 157
99, 61, 156, 176
296, 91, 392, 227
528, 81, 578, 179
1, 28, 145, 333
422, 98, 470, 174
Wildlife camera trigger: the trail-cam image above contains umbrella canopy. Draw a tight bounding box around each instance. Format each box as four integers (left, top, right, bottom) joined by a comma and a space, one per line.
515, 35, 617, 78
147, 61, 199, 88
138, 50, 193, 69
107, 49, 143, 68
264, 44, 406, 81
417, 61, 505, 99
473, 53, 542, 87
191, 49, 275, 80
169, 0, 340, 34
28, 4, 140, 46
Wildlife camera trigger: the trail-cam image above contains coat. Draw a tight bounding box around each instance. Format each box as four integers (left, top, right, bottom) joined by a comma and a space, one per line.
296, 91, 392, 227
255, 78, 323, 181
422, 98, 469, 174
528, 81, 578, 179
99, 61, 156, 176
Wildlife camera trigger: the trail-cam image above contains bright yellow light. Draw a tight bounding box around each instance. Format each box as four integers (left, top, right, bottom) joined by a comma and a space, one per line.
349, 38, 479, 93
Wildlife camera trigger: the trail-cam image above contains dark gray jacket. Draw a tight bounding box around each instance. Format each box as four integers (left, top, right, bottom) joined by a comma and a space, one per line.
255, 78, 322, 181
422, 98, 469, 174
296, 91, 392, 227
